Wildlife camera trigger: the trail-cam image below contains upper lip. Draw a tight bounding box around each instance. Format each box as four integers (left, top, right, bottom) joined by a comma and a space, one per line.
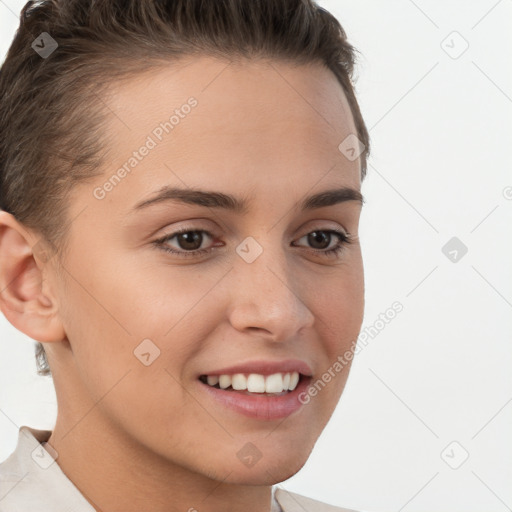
200, 359, 313, 377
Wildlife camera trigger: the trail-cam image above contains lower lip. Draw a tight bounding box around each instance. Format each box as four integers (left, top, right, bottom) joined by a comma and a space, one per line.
198, 376, 312, 420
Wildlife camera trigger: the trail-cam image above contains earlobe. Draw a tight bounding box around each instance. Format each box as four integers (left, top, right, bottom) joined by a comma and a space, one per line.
0, 211, 66, 343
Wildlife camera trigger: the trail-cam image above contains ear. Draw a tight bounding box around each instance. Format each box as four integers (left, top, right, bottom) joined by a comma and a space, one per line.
0, 211, 66, 343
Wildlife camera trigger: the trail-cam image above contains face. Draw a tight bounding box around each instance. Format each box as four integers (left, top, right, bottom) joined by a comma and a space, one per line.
45, 56, 364, 484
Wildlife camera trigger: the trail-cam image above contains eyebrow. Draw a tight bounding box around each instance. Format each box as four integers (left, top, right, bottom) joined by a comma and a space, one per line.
131, 185, 364, 214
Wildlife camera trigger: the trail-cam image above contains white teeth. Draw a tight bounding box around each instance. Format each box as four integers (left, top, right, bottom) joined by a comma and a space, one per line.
204, 371, 301, 393
218, 374, 231, 389
265, 373, 283, 393
207, 375, 219, 386
289, 371, 299, 390
231, 373, 247, 390
247, 374, 266, 392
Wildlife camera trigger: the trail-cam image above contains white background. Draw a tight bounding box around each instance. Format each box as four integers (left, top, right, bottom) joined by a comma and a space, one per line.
1, 1, 511, 511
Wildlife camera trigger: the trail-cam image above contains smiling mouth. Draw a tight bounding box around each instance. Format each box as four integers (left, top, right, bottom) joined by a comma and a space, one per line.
198, 371, 304, 396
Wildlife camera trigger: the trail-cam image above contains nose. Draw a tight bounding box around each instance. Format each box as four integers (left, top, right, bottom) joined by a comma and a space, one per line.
226, 241, 315, 342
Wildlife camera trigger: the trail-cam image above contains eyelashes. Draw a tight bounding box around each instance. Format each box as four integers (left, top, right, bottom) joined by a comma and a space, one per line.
153, 227, 354, 260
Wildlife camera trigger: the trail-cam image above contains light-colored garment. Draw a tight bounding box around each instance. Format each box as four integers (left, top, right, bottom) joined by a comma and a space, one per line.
0, 426, 360, 512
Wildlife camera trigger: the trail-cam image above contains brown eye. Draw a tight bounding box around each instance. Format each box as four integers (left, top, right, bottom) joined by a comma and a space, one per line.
307, 231, 332, 250
153, 227, 353, 260
174, 231, 204, 251
294, 229, 353, 258
154, 228, 217, 258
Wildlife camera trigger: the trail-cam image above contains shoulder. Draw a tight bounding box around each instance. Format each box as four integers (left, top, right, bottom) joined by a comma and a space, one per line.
274, 488, 364, 512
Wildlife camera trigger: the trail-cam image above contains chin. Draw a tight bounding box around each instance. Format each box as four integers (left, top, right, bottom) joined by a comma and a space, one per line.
210, 445, 313, 486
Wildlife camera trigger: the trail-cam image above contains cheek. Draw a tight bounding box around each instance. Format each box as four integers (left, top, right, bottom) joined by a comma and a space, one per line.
314, 265, 364, 347
57, 271, 195, 444
308, 273, 363, 410
57, 252, 215, 400
55, 260, 161, 393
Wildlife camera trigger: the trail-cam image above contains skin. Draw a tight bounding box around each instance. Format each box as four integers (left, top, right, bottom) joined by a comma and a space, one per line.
0, 56, 365, 512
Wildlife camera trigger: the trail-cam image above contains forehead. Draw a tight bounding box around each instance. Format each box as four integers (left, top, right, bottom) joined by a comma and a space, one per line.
82, 56, 361, 219
106, 55, 356, 128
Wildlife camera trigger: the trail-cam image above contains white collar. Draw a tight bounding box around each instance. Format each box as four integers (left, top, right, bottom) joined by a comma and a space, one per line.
0, 425, 96, 511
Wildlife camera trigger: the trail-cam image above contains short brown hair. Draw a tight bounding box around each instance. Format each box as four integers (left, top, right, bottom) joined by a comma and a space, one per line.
0, 0, 370, 377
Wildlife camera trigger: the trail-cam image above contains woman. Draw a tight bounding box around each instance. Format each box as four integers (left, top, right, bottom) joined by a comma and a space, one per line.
0, 0, 371, 510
